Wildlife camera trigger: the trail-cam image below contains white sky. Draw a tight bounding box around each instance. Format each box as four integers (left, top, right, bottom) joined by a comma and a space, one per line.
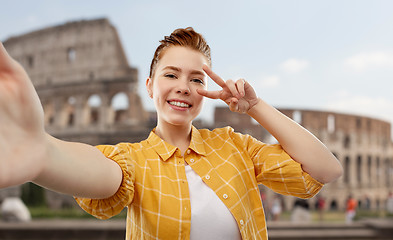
1, 0, 393, 126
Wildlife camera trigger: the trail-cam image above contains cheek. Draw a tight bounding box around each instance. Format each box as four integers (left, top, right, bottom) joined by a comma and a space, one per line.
194, 85, 206, 99
151, 85, 164, 105
194, 91, 205, 108
152, 81, 172, 106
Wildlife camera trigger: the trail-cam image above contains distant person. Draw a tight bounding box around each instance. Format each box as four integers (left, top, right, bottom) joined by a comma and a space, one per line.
346, 195, 357, 224
271, 195, 283, 221
361, 194, 371, 210
315, 196, 326, 221
291, 199, 311, 223
0, 27, 343, 239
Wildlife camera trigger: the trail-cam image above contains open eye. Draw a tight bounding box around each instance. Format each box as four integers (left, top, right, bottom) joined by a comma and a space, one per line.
192, 78, 204, 85
165, 73, 177, 79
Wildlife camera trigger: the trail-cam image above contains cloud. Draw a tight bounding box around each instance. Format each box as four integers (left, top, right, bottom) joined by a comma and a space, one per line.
280, 58, 309, 74
259, 75, 280, 88
324, 92, 393, 124
344, 51, 393, 72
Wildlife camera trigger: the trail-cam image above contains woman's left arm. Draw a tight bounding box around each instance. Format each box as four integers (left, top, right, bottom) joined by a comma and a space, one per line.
198, 65, 343, 184
247, 99, 343, 184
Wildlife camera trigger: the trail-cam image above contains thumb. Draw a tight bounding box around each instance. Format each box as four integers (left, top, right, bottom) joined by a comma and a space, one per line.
228, 98, 239, 112
0, 42, 16, 71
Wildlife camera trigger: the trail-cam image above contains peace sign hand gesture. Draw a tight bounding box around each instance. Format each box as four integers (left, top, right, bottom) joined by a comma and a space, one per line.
197, 64, 260, 114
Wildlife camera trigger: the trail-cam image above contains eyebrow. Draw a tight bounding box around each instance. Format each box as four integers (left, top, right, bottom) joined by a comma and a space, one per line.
162, 66, 205, 76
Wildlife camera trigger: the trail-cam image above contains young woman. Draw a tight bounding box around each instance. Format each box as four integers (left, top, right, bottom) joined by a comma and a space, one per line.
0, 27, 342, 239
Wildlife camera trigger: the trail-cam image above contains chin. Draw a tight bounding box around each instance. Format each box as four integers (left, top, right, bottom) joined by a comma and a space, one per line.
168, 118, 194, 126
158, 109, 201, 127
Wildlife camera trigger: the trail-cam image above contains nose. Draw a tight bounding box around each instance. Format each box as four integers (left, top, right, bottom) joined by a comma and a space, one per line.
176, 79, 190, 95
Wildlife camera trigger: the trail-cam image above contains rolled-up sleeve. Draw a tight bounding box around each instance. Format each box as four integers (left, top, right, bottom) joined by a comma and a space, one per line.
74, 144, 135, 219
231, 129, 323, 199
254, 144, 323, 198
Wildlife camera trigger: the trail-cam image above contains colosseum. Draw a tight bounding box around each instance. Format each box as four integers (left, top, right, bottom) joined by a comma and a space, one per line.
1, 18, 392, 213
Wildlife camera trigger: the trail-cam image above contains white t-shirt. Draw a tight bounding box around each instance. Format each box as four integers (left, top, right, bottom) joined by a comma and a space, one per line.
185, 165, 242, 240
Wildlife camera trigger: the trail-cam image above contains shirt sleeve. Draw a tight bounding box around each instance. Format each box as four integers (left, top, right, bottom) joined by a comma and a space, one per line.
230, 128, 323, 199
74, 144, 135, 219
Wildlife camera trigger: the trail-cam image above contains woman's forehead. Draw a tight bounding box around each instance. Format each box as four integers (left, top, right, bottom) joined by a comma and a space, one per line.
156, 46, 209, 72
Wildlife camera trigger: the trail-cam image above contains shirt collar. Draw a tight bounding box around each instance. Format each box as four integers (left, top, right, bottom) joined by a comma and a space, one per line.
147, 125, 206, 162
189, 125, 206, 156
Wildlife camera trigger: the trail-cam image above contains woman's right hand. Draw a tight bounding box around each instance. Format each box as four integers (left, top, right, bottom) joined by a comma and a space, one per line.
0, 42, 47, 188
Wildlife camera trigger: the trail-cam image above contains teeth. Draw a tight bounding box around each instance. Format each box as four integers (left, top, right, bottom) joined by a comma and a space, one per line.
169, 101, 190, 108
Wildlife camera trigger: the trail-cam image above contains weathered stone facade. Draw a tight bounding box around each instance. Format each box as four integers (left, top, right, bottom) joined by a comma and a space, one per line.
1, 18, 392, 213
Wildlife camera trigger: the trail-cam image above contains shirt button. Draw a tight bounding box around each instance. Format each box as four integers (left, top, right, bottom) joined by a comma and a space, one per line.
240, 220, 244, 225
187, 149, 191, 154
190, 159, 195, 163
205, 175, 210, 180
223, 194, 228, 199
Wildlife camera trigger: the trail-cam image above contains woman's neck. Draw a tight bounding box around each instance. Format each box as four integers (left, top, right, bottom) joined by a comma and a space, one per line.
155, 121, 192, 155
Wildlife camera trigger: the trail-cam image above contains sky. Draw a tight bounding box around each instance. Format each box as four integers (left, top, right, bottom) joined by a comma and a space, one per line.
1, 0, 393, 127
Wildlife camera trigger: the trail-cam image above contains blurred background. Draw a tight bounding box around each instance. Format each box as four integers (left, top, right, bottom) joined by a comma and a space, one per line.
0, 0, 392, 239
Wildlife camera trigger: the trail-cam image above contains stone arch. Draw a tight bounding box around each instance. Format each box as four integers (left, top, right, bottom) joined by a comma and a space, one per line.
58, 96, 76, 127
66, 96, 76, 126
87, 94, 102, 125
385, 158, 391, 186
357, 155, 362, 184
111, 92, 129, 123
344, 156, 350, 184
376, 156, 381, 184
367, 156, 372, 187
329, 199, 338, 210
43, 101, 55, 126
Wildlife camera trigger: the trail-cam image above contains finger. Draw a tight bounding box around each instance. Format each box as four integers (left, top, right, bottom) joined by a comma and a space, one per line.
0, 42, 15, 71
228, 98, 239, 112
226, 79, 242, 99
235, 78, 246, 97
196, 88, 221, 99
202, 64, 226, 88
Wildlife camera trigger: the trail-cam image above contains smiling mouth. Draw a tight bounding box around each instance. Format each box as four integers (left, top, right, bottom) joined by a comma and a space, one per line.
168, 101, 191, 108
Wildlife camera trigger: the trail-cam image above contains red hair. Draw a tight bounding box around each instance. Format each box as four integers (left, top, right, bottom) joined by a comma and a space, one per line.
149, 27, 211, 78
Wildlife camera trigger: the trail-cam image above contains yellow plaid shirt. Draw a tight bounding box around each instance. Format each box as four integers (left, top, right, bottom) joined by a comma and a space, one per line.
75, 126, 323, 240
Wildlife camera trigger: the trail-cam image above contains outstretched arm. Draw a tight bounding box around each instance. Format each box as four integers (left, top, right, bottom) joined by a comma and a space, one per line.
197, 65, 343, 184
0, 42, 122, 199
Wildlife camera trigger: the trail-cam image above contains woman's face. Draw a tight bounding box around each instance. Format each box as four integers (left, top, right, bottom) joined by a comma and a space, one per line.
146, 46, 209, 127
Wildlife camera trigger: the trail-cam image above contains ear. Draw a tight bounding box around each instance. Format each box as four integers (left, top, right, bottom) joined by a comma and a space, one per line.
146, 77, 153, 98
